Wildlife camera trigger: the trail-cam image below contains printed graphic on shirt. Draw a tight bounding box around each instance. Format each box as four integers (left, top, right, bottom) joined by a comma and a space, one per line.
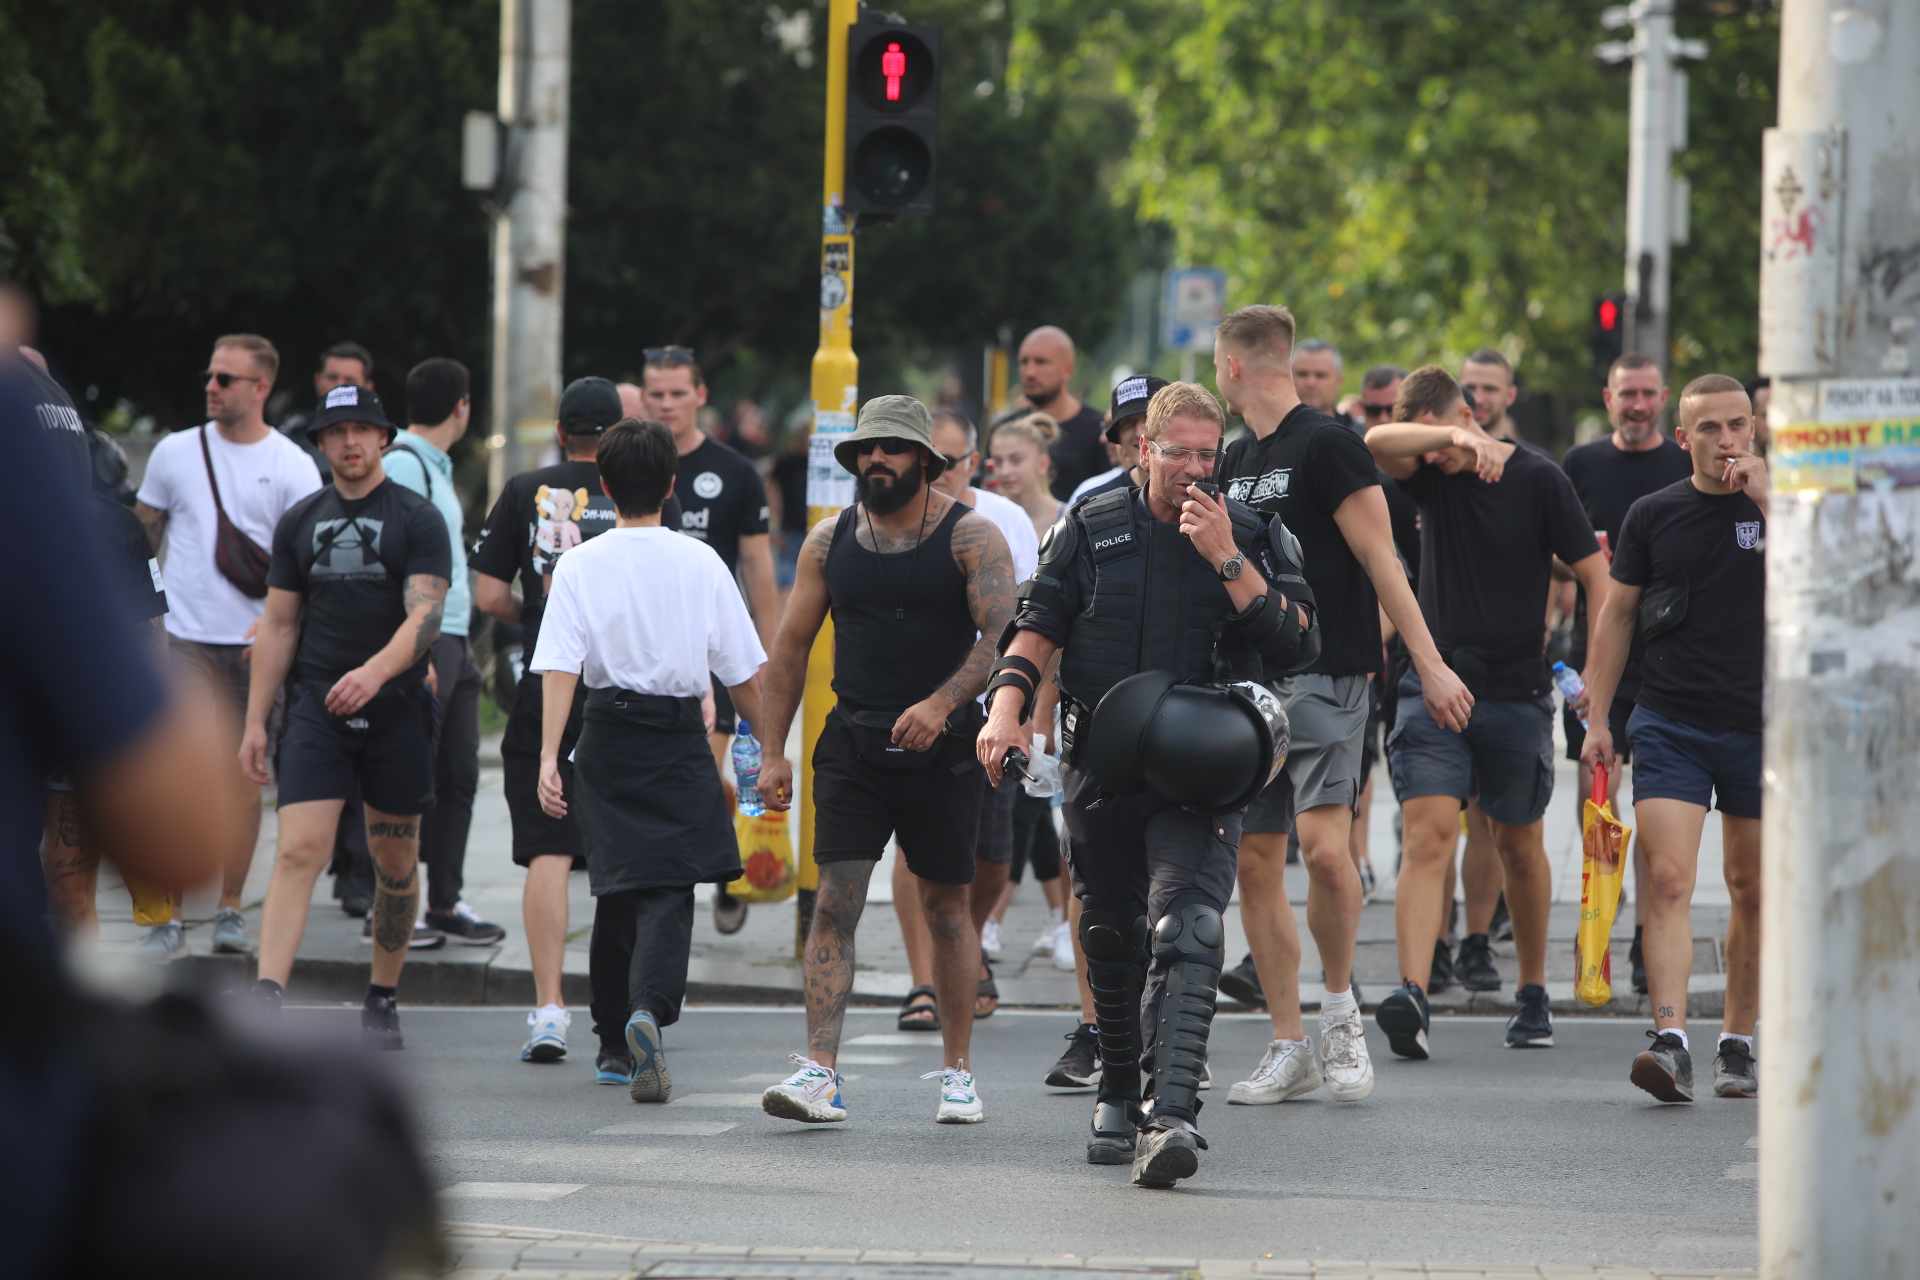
1735, 520, 1762, 551
534, 485, 590, 573
1227, 469, 1290, 507
693, 471, 724, 500
310, 517, 386, 581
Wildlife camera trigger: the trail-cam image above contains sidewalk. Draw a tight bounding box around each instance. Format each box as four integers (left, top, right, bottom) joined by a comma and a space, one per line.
103, 725, 1733, 1019
423, 1222, 1756, 1280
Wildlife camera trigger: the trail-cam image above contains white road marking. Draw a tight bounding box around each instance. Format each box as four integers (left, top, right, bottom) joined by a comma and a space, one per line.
592, 1121, 737, 1136
442, 1182, 584, 1200
1725, 1163, 1759, 1180
664, 1093, 766, 1107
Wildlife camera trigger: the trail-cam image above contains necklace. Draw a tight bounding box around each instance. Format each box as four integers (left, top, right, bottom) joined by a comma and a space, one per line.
864, 489, 933, 622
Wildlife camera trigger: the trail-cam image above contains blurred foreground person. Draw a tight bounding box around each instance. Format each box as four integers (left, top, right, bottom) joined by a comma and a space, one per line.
530, 420, 782, 1102
242, 386, 451, 1048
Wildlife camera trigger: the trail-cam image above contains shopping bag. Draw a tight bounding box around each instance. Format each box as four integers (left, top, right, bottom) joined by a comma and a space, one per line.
1575, 761, 1632, 1007
727, 809, 797, 903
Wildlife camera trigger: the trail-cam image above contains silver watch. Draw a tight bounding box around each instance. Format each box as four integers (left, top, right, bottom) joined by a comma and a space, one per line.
1218, 551, 1245, 581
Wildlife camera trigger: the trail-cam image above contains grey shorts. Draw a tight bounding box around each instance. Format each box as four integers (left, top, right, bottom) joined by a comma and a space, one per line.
1243, 673, 1370, 834
1386, 669, 1556, 827
169, 634, 285, 750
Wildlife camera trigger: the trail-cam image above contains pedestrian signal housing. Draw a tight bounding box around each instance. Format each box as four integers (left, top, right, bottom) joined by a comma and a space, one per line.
844, 14, 941, 217
1590, 292, 1626, 378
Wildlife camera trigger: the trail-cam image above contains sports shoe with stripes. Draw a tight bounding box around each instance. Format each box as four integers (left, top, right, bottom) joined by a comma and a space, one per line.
762, 1054, 847, 1123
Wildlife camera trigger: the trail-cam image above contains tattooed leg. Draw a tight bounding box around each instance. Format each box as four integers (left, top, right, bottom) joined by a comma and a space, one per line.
803, 861, 873, 1067
43, 791, 100, 937
366, 806, 424, 988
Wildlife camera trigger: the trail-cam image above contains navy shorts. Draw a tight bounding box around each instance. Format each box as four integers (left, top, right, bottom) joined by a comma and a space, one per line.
1563, 696, 1634, 764
1387, 670, 1555, 827
277, 682, 438, 816
1625, 705, 1761, 819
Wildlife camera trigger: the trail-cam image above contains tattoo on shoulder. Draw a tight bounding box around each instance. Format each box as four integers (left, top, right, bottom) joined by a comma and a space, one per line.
801, 517, 838, 567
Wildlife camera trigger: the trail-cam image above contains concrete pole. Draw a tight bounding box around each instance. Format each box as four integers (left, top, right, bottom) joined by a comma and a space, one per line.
1758, 3, 1920, 1277
487, 0, 570, 504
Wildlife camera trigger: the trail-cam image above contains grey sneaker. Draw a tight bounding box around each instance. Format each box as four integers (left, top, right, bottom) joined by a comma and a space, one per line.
211, 907, 252, 955
1631, 1030, 1695, 1102
138, 921, 187, 962
1131, 1122, 1203, 1188
1713, 1038, 1757, 1098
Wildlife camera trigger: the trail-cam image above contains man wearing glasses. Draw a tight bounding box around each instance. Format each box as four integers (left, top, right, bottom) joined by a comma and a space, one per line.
642, 346, 776, 935
133, 335, 322, 959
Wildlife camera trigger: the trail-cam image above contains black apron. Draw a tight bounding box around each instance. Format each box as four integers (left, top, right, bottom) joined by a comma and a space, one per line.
572, 687, 740, 895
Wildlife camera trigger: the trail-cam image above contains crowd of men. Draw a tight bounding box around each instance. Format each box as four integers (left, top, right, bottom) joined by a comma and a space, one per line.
17, 299, 1768, 1193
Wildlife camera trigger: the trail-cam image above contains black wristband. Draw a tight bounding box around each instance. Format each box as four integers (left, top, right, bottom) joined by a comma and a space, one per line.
984, 671, 1037, 723
990, 654, 1042, 686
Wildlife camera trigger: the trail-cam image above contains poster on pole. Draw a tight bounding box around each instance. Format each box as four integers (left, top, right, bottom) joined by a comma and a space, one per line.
807, 409, 857, 510
1773, 378, 1920, 495
1162, 268, 1227, 353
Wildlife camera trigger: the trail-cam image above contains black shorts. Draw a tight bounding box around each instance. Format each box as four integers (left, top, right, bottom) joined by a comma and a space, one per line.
277, 683, 437, 815
974, 772, 1020, 864
1008, 789, 1059, 883
711, 676, 737, 737
1563, 696, 1635, 764
810, 706, 986, 886
502, 674, 588, 868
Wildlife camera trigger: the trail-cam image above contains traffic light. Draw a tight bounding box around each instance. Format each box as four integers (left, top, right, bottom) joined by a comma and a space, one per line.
844, 13, 941, 217
1589, 292, 1626, 379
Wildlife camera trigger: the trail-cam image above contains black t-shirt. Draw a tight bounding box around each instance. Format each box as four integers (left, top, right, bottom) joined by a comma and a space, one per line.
1398, 444, 1601, 698
95, 496, 168, 624
1610, 480, 1765, 733
1381, 472, 1420, 585
1561, 436, 1695, 692
1048, 403, 1111, 501
771, 451, 809, 534
267, 479, 451, 687
473, 459, 618, 657
1219, 405, 1384, 676
675, 436, 768, 572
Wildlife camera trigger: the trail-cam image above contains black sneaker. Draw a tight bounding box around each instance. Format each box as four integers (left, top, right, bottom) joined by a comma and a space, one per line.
362, 918, 447, 950
1218, 953, 1264, 1006
1087, 1100, 1138, 1166
1629, 927, 1648, 994
1455, 932, 1501, 991
1489, 893, 1512, 942
1713, 1037, 1757, 1098
1505, 982, 1554, 1048
425, 903, 507, 946
1376, 981, 1431, 1060
339, 892, 372, 919
1427, 939, 1456, 994
362, 995, 404, 1050
596, 1046, 636, 1086
1632, 1029, 1694, 1101
1046, 1022, 1102, 1089
713, 887, 748, 935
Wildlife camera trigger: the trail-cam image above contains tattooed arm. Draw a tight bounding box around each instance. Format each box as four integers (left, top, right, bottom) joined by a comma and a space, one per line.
323, 572, 448, 716
133, 501, 169, 553
890, 510, 1016, 753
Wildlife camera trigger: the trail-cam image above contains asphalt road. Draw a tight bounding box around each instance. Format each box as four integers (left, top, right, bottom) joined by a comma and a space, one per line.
304, 1004, 1758, 1273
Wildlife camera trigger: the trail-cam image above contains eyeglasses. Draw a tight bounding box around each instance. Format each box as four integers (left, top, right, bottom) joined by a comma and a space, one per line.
855, 437, 918, 456
1361, 401, 1396, 419
203, 371, 264, 389
642, 345, 696, 365
1146, 439, 1222, 465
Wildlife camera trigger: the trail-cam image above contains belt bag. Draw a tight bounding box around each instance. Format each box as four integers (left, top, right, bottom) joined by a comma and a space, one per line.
303, 680, 423, 735
845, 705, 980, 772
1638, 575, 1689, 642
201, 427, 272, 599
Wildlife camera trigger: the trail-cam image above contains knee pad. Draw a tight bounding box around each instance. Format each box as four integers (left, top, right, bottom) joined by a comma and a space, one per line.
1079, 896, 1150, 967
1152, 892, 1225, 970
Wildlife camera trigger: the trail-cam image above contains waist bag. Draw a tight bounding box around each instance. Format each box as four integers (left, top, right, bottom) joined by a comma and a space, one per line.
1638, 575, 1689, 642
201, 427, 272, 599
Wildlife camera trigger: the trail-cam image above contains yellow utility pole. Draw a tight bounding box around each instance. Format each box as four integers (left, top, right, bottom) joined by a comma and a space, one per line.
796, 0, 863, 956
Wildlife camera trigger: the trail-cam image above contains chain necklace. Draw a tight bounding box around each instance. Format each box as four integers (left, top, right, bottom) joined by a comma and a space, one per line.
863, 486, 933, 622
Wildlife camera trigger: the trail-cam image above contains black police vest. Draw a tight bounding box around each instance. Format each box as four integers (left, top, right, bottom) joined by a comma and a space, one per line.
1056, 488, 1268, 708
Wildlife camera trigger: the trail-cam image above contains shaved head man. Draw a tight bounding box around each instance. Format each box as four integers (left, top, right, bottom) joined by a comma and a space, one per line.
992, 325, 1109, 501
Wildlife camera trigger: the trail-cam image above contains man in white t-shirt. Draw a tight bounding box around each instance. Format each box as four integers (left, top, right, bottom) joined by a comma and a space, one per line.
531, 419, 785, 1101
134, 334, 322, 955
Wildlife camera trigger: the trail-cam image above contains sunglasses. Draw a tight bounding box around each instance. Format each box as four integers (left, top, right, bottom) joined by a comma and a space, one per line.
939, 450, 974, 470
204, 371, 264, 389
1361, 401, 1396, 419
642, 345, 696, 365
855, 437, 918, 457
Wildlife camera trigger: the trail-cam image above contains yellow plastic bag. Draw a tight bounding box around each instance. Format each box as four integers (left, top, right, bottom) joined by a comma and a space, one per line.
726, 809, 797, 904
1575, 761, 1633, 1007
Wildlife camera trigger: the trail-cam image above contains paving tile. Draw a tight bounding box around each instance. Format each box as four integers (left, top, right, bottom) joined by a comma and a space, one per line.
1195, 1260, 1259, 1276
688, 1243, 755, 1256
1085, 1257, 1198, 1270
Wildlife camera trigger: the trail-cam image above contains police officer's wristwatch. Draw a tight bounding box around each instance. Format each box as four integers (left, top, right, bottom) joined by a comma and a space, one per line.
1217, 552, 1245, 581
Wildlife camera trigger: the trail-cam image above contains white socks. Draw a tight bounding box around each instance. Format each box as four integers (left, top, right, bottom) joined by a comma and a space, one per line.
533, 1003, 570, 1024
1320, 987, 1358, 1021
1046, 907, 1065, 927
1660, 1027, 1690, 1049
1719, 1032, 1754, 1052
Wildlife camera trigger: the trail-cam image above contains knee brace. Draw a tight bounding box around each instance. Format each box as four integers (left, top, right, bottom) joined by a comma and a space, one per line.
1079, 896, 1149, 1087
1148, 891, 1225, 1122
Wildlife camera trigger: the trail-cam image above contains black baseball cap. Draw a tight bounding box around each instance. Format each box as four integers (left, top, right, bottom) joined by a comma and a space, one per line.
1105, 374, 1169, 442
559, 376, 623, 435
305, 383, 395, 443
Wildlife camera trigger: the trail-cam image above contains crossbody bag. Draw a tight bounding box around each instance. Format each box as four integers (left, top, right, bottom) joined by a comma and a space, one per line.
199, 426, 273, 599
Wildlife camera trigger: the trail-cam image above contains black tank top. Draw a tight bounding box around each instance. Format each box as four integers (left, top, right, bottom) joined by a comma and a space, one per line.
825, 498, 975, 710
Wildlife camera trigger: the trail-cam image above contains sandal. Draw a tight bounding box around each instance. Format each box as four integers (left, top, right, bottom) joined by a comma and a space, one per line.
975, 961, 999, 1019
898, 984, 940, 1032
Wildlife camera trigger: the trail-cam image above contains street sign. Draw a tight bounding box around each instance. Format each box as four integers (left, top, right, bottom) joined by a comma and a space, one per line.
1162, 268, 1226, 352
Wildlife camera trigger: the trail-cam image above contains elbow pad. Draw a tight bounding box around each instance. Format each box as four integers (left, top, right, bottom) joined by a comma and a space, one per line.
1225, 591, 1319, 674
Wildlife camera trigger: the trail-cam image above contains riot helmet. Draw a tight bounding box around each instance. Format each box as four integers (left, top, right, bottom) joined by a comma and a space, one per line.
1084, 671, 1290, 815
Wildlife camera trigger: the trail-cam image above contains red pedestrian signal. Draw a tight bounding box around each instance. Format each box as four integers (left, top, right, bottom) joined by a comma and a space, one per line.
1597, 297, 1620, 331
846, 17, 941, 217
1589, 292, 1627, 380
883, 42, 906, 101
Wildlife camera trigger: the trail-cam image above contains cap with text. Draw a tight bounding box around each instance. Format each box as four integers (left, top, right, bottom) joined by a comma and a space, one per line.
1105, 374, 1170, 442
305, 383, 396, 442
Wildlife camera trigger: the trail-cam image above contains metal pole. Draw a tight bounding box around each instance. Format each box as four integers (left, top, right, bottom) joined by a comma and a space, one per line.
1759, 3, 1920, 1276
487, 0, 570, 505
797, 0, 864, 957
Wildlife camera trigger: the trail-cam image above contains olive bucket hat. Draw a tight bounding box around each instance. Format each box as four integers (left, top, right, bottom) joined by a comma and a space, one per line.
832, 394, 948, 481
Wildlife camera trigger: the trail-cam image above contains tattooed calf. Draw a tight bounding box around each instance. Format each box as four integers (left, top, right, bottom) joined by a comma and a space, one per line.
368, 820, 419, 840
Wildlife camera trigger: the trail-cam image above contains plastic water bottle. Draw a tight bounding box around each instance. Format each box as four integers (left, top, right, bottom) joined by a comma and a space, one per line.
1551, 661, 1589, 731
732, 719, 765, 817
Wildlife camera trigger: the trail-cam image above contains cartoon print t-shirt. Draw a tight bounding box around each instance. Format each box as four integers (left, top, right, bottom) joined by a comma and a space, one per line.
267, 478, 451, 688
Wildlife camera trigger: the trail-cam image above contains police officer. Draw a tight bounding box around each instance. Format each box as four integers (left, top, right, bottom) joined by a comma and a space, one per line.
977, 382, 1319, 1188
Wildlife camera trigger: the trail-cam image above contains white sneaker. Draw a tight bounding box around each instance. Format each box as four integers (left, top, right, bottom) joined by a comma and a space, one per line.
981, 918, 1004, 960
761, 1054, 847, 1123
1319, 1004, 1377, 1102
1032, 912, 1064, 955
924, 1066, 985, 1123
1051, 920, 1077, 971
1227, 1038, 1323, 1105
520, 1005, 570, 1063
